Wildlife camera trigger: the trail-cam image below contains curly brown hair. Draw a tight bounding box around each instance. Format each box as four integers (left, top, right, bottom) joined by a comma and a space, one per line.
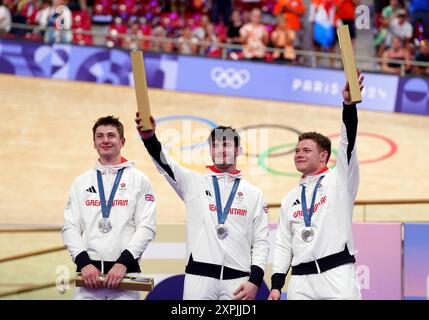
298, 132, 331, 163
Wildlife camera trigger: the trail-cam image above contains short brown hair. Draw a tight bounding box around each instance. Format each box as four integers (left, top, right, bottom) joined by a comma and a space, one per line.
92, 116, 124, 139
298, 132, 331, 163
207, 126, 241, 149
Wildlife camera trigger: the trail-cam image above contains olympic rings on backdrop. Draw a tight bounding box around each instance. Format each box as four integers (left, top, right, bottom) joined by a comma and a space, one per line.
327, 132, 398, 164
257, 144, 338, 177
156, 115, 217, 151
210, 67, 251, 89
155, 116, 398, 173
236, 124, 302, 158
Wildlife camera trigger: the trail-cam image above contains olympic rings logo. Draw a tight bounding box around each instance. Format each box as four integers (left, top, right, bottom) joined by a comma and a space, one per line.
210, 67, 251, 90
154, 115, 398, 177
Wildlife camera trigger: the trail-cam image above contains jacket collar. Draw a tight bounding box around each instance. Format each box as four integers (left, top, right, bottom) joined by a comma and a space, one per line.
206, 165, 242, 179
299, 166, 329, 185
95, 157, 134, 174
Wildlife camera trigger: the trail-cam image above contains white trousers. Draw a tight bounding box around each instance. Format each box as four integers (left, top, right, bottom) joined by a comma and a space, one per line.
287, 263, 361, 300
74, 287, 141, 300
183, 274, 249, 300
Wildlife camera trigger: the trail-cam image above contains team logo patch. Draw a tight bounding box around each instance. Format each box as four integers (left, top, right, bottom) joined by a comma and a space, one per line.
235, 191, 244, 202
85, 186, 97, 193
292, 199, 300, 206
118, 182, 127, 192
145, 194, 155, 201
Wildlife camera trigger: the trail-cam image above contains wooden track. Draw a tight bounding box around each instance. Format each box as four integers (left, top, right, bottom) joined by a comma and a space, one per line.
0, 74, 428, 225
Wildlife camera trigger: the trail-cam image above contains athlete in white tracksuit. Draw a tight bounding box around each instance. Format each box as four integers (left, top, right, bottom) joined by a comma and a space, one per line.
136, 116, 269, 300
62, 116, 156, 300
269, 74, 364, 300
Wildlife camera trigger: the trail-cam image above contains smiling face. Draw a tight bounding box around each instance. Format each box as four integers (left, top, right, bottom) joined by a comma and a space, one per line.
93, 125, 125, 164
294, 139, 329, 177
208, 126, 241, 172
210, 138, 240, 170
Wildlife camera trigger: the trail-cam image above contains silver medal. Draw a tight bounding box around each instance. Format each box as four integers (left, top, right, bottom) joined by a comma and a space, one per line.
301, 227, 315, 242
98, 218, 112, 233
216, 224, 228, 239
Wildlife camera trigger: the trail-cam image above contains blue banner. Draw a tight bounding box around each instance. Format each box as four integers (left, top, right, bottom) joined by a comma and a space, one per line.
2, 38, 427, 115
404, 223, 429, 300
396, 77, 429, 115
0, 39, 177, 88
176, 56, 398, 112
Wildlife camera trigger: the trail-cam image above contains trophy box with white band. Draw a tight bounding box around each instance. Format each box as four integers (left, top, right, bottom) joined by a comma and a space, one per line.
337, 24, 362, 104
75, 273, 154, 292
130, 50, 153, 130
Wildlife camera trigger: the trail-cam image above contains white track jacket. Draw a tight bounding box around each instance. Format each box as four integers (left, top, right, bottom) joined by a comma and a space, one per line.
143, 135, 269, 281
62, 158, 156, 267
272, 104, 359, 276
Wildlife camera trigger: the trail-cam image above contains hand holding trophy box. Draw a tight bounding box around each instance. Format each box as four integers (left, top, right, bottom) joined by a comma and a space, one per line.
75, 273, 154, 292
130, 50, 153, 130
337, 24, 362, 103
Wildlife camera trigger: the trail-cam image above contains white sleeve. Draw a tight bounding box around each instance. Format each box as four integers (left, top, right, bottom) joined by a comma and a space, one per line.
143, 134, 197, 201
251, 192, 270, 270
124, 176, 156, 259
152, 151, 196, 201
62, 182, 86, 262
272, 196, 293, 275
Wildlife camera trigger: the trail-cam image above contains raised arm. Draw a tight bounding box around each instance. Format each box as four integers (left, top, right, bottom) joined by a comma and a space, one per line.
336, 70, 364, 193
135, 113, 194, 200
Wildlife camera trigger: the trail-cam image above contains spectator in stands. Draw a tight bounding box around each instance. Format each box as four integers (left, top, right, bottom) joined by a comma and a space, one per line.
122, 20, 142, 50
192, 13, 209, 43
242, 9, 251, 24
271, 14, 296, 62
380, 8, 413, 56
0, 0, 11, 34
177, 25, 199, 55
16, 0, 41, 25
239, 7, 268, 60
309, 0, 337, 67
273, 0, 306, 50
334, 0, 360, 46
273, 0, 306, 32
409, 0, 429, 40
374, 0, 403, 55
413, 39, 429, 75
34, 0, 50, 37
151, 19, 174, 52
381, 35, 411, 74
226, 9, 243, 45
201, 23, 220, 57
37, 0, 72, 44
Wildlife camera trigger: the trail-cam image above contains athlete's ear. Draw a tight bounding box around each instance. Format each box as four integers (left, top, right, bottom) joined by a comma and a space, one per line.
320, 150, 328, 163
236, 146, 243, 157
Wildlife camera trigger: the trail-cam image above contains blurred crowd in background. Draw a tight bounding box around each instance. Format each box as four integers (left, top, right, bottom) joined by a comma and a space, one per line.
0, 0, 429, 74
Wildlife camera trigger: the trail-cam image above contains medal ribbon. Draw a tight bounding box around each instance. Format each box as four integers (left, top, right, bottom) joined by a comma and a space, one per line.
301, 176, 325, 227
97, 168, 125, 219
212, 176, 241, 226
